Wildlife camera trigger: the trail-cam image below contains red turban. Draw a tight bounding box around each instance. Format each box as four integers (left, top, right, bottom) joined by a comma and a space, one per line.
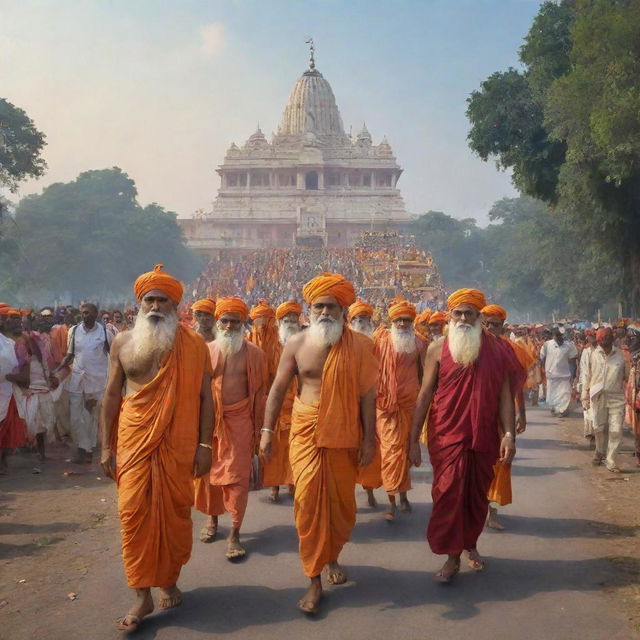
276, 301, 302, 320
388, 297, 417, 321
415, 309, 432, 326
249, 299, 276, 320
429, 311, 447, 326
215, 297, 249, 322
133, 264, 183, 304
191, 298, 216, 316
348, 299, 374, 322
584, 329, 596, 337
596, 327, 613, 344
481, 304, 507, 321
447, 288, 487, 311
302, 272, 356, 307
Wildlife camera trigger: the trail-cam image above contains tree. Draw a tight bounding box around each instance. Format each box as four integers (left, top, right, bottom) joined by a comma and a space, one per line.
0, 98, 47, 194
8, 168, 202, 303
466, 0, 640, 313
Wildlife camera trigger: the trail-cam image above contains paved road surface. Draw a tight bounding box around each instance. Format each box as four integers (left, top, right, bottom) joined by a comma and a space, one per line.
6, 407, 638, 639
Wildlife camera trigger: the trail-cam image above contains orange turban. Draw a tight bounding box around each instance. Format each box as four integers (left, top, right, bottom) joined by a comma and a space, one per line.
388, 298, 417, 321
348, 299, 374, 322
276, 301, 302, 320
215, 297, 249, 322
0, 307, 20, 316
447, 288, 487, 311
429, 311, 447, 326
481, 304, 507, 321
415, 308, 432, 326
191, 298, 216, 316
133, 264, 183, 304
302, 272, 356, 308
249, 299, 275, 320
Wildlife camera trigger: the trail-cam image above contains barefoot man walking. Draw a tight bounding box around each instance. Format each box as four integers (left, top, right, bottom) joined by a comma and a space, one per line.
409, 289, 518, 582
260, 273, 378, 615
100, 265, 214, 633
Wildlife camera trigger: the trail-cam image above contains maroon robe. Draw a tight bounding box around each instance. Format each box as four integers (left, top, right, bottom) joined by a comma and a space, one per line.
427, 332, 517, 555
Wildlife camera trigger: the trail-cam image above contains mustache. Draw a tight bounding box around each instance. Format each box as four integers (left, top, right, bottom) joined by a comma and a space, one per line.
145, 311, 166, 319
318, 317, 336, 323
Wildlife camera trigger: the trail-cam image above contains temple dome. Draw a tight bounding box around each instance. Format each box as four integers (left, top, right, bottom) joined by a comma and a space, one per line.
278, 68, 345, 137
244, 126, 269, 149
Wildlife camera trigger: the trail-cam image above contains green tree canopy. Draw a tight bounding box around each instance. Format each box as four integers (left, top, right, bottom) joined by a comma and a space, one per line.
8, 167, 202, 303
466, 0, 640, 311
0, 98, 47, 193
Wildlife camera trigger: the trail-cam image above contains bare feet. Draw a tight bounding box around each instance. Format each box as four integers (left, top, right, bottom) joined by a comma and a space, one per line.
116, 588, 154, 632
466, 548, 485, 571
298, 578, 322, 615
486, 506, 505, 531
434, 556, 460, 583
384, 502, 396, 522
158, 585, 182, 610
326, 561, 347, 585
269, 487, 280, 503
225, 532, 246, 561
399, 495, 412, 514
200, 516, 217, 543
366, 488, 377, 508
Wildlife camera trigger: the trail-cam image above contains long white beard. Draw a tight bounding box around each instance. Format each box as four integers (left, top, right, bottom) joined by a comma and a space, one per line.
447, 319, 482, 367
131, 308, 178, 365
351, 317, 374, 338
391, 324, 416, 354
308, 315, 343, 348
278, 321, 300, 345
215, 327, 244, 357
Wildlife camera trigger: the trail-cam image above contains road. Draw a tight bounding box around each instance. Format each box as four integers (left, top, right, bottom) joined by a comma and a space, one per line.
1, 406, 638, 640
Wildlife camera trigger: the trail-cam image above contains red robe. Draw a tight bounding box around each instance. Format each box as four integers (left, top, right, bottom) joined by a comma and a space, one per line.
427, 332, 517, 555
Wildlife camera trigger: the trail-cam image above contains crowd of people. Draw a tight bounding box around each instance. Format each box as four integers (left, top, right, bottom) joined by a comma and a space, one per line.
0, 261, 638, 632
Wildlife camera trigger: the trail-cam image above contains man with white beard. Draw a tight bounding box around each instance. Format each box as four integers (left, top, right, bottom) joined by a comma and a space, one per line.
348, 298, 376, 338
260, 273, 377, 615
99, 265, 214, 633
194, 297, 267, 560
263, 301, 302, 502
409, 289, 518, 583
372, 298, 426, 520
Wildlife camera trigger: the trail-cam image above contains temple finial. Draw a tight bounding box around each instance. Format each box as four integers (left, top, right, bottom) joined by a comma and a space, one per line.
305, 37, 315, 71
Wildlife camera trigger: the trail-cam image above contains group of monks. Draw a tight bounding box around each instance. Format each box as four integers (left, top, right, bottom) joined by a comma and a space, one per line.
95, 264, 530, 632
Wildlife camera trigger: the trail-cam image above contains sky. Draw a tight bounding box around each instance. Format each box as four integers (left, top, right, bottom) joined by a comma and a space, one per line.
1, 0, 543, 225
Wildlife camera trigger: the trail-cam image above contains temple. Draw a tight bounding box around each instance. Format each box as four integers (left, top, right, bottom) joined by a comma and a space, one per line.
181, 44, 411, 256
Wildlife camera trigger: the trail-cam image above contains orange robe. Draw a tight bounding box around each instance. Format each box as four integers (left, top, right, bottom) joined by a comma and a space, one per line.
487, 337, 533, 506
374, 332, 425, 494
290, 329, 378, 577
248, 320, 280, 389
115, 325, 211, 589
194, 340, 266, 528
262, 377, 296, 487
50, 324, 68, 366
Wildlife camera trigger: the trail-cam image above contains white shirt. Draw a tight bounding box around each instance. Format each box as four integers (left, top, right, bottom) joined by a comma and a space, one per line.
0, 333, 18, 421
585, 345, 626, 401
540, 339, 577, 378
578, 346, 594, 392
67, 323, 112, 395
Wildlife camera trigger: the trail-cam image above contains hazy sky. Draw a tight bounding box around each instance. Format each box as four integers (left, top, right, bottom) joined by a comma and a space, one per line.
1, 0, 542, 224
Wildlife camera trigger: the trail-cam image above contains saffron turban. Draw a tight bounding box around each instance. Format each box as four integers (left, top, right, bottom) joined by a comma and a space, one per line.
481, 304, 507, 321
133, 264, 183, 304
249, 299, 276, 320
429, 311, 447, 326
348, 299, 374, 322
302, 272, 356, 308
191, 298, 216, 316
276, 301, 302, 320
415, 309, 432, 325
388, 298, 417, 321
215, 297, 249, 322
0, 307, 20, 316
596, 327, 613, 343
447, 288, 487, 311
